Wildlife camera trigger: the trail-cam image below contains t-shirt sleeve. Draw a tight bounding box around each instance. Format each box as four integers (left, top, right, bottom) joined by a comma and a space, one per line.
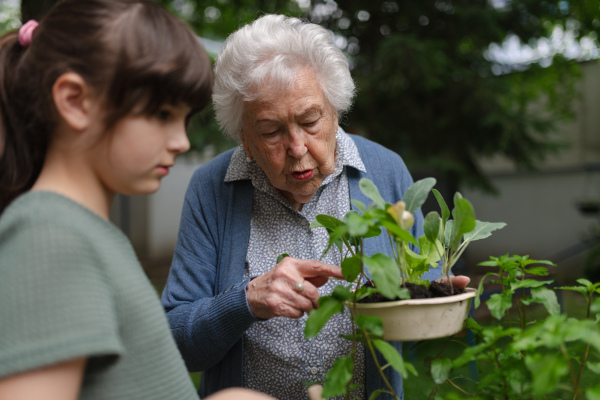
0, 217, 124, 378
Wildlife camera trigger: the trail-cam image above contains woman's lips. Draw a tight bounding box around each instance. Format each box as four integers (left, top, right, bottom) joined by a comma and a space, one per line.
291, 170, 314, 180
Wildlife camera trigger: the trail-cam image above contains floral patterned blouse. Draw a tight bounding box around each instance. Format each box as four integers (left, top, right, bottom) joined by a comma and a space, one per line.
224, 130, 367, 399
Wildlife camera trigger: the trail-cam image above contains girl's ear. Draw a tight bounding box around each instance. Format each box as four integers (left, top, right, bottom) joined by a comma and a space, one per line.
52, 72, 98, 132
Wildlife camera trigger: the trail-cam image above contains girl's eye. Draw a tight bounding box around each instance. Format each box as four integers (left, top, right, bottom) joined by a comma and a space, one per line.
156, 109, 172, 121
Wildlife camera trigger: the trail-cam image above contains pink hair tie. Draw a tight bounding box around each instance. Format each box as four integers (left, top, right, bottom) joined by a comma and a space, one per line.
18, 20, 39, 47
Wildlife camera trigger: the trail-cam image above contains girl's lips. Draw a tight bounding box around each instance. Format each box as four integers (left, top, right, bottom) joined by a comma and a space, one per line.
156, 165, 170, 176
291, 169, 314, 180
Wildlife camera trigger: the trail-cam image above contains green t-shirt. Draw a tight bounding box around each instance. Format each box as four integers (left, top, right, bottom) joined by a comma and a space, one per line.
0, 192, 198, 400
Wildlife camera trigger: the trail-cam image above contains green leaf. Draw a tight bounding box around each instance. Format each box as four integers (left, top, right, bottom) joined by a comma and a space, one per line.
359, 178, 386, 209
587, 361, 600, 374
526, 286, 560, 315
525, 266, 550, 276
463, 221, 506, 242
331, 285, 354, 302
364, 225, 382, 239
577, 278, 593, 288
379, 219, 418, 246
373, 339, 415, 378
423, 211, 441, 243
402, 177, 436, 214
405, 246, 437, 283
432, 189, 450, 224
276, 253, 290, 263
443, 220, 453, 248
417, 235, 442, 267
355, 315, 384, 337
487, 291, 513, 320
363, 253, 401, 300
510, 279, 553, 291
524, 353, 569, 396
321, 355, 354, 398
556, 285, 589, 297
430, 358, 452, 384
315, 214, 345, 232
449, 198, 476, 253
351, 199, 366, 214
341, 255, 362, 282
586, 383, 600, 400
304, 296, 344, 338
320, 225, 348, 260
475, 272, 499, 309
521, 258, 556, 267
344, 211, 370, 237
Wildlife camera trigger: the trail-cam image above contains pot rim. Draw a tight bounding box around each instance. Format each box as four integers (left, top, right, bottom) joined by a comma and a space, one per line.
352, 287, 477, 309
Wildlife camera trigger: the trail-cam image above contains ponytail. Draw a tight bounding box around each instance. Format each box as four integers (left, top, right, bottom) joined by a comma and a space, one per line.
0, 30, 46, 215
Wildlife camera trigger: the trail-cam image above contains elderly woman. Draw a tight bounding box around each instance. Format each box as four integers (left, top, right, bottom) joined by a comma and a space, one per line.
162, 14, 468, 400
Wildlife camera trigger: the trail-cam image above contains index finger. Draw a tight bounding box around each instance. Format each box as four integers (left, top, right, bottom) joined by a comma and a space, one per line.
296, 259, 344, 280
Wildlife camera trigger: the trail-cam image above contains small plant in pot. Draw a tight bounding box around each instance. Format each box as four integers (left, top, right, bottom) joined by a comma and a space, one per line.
304, 177, 505, 399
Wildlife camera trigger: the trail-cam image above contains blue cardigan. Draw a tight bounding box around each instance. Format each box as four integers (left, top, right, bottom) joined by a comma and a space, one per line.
161, 134, 441, 399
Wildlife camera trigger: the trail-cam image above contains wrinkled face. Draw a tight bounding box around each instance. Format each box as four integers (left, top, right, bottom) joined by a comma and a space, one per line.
91, 104, 191, 195
240, 69, 338, 210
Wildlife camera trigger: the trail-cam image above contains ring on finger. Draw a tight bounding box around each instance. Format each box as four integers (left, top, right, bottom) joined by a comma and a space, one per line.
294, 281, 305, 293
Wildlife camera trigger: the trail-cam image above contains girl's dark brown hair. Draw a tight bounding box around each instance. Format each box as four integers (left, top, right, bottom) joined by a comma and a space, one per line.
0, 0, 213, 214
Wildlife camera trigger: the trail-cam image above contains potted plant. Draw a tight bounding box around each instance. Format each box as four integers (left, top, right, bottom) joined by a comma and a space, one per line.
303, 177, 505, 399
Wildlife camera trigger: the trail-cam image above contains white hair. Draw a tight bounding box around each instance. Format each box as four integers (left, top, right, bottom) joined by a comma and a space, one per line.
212, 14, 356, 139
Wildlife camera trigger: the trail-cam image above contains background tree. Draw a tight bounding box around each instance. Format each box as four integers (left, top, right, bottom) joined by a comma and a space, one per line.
164, 0, 599, 198
16, 0, 600, 197
311, 0, 599, 197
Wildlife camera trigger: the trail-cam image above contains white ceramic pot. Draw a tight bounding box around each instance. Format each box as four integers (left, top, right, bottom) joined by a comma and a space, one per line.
350, 288, 476, 341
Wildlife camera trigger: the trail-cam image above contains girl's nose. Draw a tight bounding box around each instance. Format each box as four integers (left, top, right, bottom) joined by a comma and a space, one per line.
170, 123, 190, 154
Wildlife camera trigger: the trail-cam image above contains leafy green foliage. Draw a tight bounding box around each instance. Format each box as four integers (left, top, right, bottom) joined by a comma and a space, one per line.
322, 355, 354, 398
304, 177, 504, 399
427, 255, 600, 399
421, 192, 505, 285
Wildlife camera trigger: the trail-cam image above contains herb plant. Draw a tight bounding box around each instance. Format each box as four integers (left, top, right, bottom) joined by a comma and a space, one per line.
304, 177, 505, 399
427, 255, 600, 400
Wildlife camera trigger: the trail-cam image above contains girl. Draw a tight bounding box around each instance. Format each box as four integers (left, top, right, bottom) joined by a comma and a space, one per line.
0, 1, 272, 399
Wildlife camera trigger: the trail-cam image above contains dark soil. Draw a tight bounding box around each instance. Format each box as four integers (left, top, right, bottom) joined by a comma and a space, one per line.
358, 281, 466, 304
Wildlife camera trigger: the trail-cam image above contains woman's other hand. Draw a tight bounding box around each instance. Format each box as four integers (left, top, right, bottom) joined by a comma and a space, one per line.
246, 257, 344, 320
438, 275, 471, 289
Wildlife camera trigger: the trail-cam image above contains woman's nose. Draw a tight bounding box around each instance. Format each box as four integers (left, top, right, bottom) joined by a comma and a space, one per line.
287, 129, 307, 158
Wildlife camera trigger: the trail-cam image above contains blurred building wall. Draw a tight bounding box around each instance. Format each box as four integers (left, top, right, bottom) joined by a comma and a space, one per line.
461, 60, 600, 283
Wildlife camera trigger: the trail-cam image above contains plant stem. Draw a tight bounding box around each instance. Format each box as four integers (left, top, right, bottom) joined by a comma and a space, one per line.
446, 378, 475, 397
360, 325, 399, 400
347, 295, 359, 400
572, 343, 590, 400
572, 295, 593, 400
558, 344, 578, 397
492, 346, 510, 399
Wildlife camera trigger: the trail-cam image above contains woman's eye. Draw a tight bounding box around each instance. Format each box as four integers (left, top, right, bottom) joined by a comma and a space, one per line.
303, 120, 318, 127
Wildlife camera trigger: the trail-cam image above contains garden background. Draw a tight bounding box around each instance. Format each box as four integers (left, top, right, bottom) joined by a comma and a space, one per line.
4, 0, 599, 291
